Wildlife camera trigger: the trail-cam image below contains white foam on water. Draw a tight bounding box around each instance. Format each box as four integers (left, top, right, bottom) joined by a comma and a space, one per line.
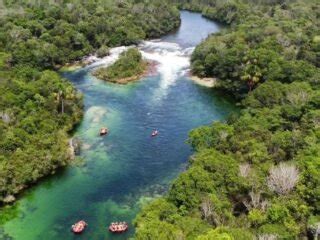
85, 46, 131, 70
183, 47, 195, 56
140, 40, 181, 52
139, 40, 193, 101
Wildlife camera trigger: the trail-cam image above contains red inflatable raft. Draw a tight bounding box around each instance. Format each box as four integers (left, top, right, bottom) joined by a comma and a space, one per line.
109, 222, 128, 233
100, 127, 109, 136
151, 130, 158, 137
71, 220, 87, 234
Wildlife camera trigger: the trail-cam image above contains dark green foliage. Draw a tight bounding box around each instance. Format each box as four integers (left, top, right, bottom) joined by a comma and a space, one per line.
0, 68, 83, 201
135, 0, 320, 239
196, 227, 254, 240
0, 0, 180, 69
93, 48, 146, 83
190, 0, 320, 98
96, 45, 110, 58
134, 199, 183, 239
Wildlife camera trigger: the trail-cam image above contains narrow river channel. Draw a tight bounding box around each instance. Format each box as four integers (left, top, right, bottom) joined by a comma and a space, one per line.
0, 11, 237, 240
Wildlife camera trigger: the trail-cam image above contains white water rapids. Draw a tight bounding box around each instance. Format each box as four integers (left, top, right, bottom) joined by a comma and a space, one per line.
139, 40, 193, 91
84, 40, 194, 99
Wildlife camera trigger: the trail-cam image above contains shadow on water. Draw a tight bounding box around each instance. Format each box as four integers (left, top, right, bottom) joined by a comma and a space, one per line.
0, 11, 238, 240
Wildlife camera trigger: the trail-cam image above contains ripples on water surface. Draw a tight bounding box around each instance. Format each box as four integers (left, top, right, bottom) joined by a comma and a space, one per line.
0, 11, 237, 240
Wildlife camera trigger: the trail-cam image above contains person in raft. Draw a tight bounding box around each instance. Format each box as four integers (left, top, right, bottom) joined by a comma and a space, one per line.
151, 130, 158, 137
109, 222, 128, 233
100, 127, 108, 136
71, 220, 87, 234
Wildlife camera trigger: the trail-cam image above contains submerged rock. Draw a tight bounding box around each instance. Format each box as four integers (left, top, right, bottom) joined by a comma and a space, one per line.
82, 143, 92, 151
86, 106, 107, 123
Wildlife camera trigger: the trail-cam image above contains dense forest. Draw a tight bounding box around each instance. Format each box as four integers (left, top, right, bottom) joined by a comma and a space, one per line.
135, 0, 320, 239
93, 48, 146, 84
1, 0, 319, 239
0, 0, 180, 204
0, 0, 180, 69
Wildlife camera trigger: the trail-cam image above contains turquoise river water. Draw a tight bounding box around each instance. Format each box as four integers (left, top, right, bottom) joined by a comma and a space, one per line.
0, 11, 237, 240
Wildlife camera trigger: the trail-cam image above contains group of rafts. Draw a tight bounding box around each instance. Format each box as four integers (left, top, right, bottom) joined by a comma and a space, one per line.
71, 128, 158, 234
100, 127, 159, 137
71, 220, 128, 234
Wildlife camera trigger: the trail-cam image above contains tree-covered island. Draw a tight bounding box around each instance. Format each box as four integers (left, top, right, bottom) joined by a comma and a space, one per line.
93, 48, 147, 84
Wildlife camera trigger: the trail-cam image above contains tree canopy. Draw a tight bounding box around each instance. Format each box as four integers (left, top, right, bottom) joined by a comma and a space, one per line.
93, 48, 146, 84
0, 0, 180, 69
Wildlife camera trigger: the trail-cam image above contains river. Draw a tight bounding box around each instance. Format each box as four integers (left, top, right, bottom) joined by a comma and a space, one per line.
0, 11, 236, 240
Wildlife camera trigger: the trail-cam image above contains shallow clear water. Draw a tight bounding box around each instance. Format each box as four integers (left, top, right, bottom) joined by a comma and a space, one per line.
0, 11, 236, 240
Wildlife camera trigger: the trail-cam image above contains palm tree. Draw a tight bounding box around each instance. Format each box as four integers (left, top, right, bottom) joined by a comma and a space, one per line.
53, 86, 77, 114
241, 59, 262, 92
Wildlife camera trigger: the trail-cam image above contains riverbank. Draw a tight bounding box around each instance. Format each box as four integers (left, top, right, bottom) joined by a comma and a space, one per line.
0, 70, 83, 205
105, 67, 147, 84
190, 75, 218, 87
58, 55, 100, 72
